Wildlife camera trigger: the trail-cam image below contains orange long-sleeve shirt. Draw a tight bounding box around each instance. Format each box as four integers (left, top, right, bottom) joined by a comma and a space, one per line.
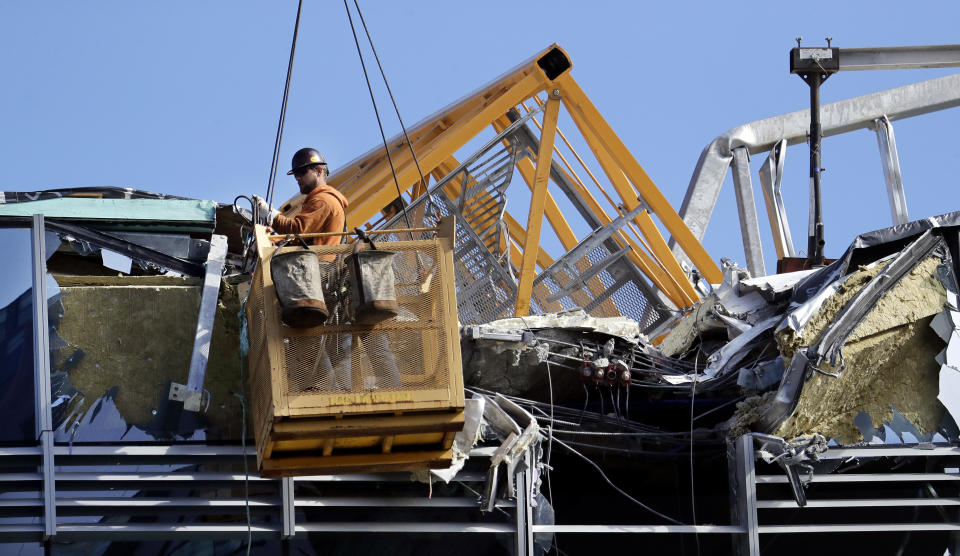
271, 185, 349, 247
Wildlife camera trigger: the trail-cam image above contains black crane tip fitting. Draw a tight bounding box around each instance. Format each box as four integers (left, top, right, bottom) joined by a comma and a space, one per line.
537, 48, 571, 81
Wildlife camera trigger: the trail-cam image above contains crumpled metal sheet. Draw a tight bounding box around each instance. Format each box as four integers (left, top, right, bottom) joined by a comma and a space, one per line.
738, 269, 817, 303
431, 397, 486, 483
738, 356, 786, 390
704, 315, 781, 377
936, 279, 960, 427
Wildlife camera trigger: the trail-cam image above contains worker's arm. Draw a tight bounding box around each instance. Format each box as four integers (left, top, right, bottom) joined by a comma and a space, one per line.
271, 197, 335, 235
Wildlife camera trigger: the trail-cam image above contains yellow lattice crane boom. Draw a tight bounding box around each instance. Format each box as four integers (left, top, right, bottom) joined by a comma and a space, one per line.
276, 44, 720, 318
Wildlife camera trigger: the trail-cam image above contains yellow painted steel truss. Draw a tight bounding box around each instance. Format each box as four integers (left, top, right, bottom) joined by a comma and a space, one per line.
276, 44, 720, 316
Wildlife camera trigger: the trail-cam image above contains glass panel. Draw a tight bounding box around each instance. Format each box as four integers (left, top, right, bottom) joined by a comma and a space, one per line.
0, 227, 36, 442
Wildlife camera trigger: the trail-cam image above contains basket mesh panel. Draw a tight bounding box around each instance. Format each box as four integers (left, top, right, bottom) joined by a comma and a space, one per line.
248, 241, 451, 406
246, 274, 274, 451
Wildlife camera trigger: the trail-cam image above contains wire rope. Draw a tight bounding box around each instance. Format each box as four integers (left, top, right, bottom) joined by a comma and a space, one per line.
266, 0, 304, 208
343, 0, 411, 230
352, 0, 429, 200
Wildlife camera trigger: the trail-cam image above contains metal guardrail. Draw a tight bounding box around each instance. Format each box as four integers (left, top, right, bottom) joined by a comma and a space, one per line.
0, 444, 525, 546
734, 436, 960, 555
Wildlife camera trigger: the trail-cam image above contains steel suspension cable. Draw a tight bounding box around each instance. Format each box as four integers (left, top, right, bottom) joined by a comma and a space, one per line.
266, 0, 305, 208
343, 0, 412, 230
352, 0, 429, 200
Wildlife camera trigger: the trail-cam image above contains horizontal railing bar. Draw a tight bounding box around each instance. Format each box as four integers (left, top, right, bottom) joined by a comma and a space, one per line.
0, 447, 41, 457
294, 471, 487, 483
58, 497, 278, 508
808, 446, 960, 459
0, 444, 496, 458
295, 496, 495, 508
759, 523, 960, 533
296, 522, 515, 533
55, 445, 249, 457
531, 525, 745, 534
756, 473, 960, 483
758, 498, 960, 508
0, 523, 281, 543
53, 472, 272, 482
56, 523, 280, 539
0, 473, 42, 482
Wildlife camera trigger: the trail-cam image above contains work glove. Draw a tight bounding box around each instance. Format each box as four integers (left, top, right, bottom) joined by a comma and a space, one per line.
252, 195, 282, 224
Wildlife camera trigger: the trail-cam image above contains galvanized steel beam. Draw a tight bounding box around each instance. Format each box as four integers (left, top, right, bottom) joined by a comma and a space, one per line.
677, 72, 960, 261
874, 115, 909, 225
758, 140, 796, 259
730, 148, 766, 277
838, 45, 960, 71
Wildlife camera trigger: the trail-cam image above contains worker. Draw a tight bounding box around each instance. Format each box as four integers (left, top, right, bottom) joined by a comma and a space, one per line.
259, 147, 348, 248
259, 148, 400, 391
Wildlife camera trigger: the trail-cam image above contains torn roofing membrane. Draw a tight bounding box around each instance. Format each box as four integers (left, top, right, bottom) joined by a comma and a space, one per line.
732, 211, 960, 443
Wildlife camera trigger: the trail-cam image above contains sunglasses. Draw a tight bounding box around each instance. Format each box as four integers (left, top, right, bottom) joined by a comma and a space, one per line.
293, 163, 327, 178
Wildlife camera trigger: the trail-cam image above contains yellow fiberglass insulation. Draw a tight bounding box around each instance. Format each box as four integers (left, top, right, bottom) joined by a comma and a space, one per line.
774, 256, 947, 443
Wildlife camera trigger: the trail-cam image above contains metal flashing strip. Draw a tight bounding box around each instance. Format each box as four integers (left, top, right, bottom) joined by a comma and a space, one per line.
294, 497, 504, 508
0, 198, 216, 227
281, 477, 295, 539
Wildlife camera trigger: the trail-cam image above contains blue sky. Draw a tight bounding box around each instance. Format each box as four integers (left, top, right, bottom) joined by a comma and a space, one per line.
2, 1, 959, 273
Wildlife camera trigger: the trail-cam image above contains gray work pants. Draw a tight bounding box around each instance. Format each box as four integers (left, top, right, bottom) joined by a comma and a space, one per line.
314, 331, 400, 390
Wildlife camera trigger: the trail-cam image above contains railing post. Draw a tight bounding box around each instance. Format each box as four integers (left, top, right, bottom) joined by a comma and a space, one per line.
31, 214, 56, 542
730, 147, 766, 277
735, 435, 760, 556
514, 449, 535, 556
874, 115, 909, 225
282, 476, 296, 539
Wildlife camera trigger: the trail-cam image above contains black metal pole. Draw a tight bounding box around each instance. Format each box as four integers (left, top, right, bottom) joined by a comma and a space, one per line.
791, 42, 837, 267
808, 71, 825, 266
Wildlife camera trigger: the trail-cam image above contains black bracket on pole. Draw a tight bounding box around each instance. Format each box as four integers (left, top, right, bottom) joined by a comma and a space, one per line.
790, 40, 839, 267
